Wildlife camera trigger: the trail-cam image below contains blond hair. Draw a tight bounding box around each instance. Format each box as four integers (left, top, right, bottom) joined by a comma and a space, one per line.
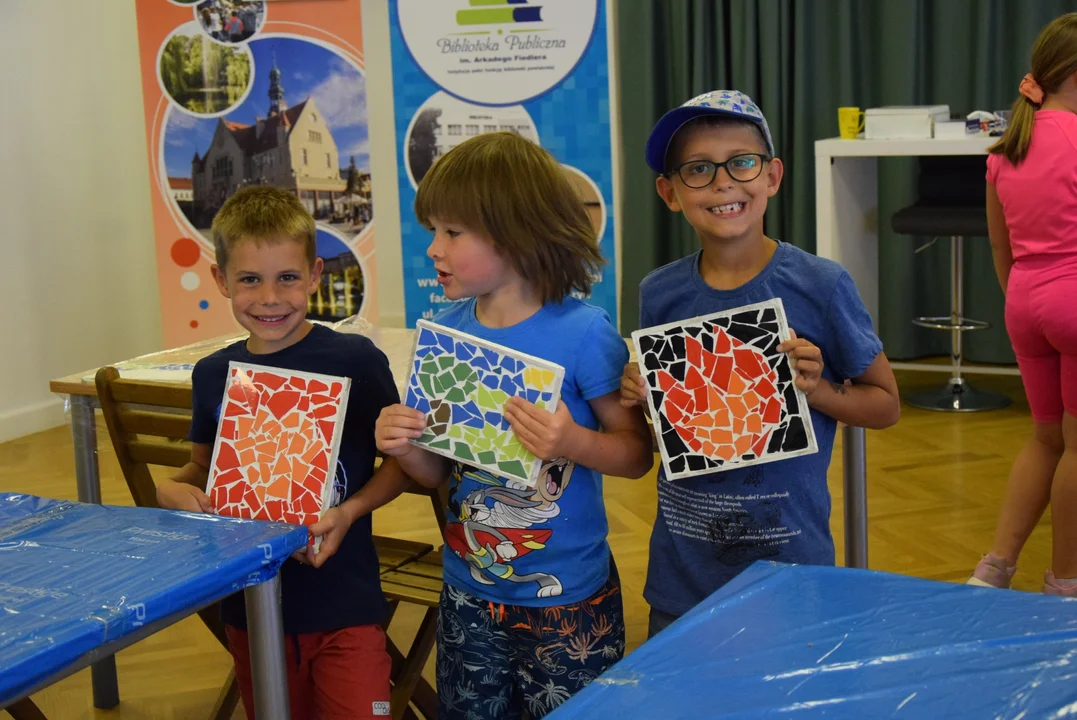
211, 186, 316, 269
414, 132, 604, 304
991, 13, 1077, 165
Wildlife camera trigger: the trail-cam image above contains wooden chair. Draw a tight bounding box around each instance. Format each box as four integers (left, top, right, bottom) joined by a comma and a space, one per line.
380, 484, 448, 720
95, 367, 240, 720
3, 698, 48, 720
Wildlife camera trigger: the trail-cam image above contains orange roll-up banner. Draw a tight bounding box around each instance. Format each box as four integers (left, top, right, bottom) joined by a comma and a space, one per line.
135, 0, 377, 346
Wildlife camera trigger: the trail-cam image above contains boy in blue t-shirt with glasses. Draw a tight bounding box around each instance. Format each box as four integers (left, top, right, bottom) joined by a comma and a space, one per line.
620, 90, 901, 637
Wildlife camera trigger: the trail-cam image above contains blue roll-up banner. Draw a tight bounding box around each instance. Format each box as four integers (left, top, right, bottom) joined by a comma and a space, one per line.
389, 0, 618, 326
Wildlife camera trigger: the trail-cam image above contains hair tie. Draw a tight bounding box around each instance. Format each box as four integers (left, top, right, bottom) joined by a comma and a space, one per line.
1019, 73, 1044, 105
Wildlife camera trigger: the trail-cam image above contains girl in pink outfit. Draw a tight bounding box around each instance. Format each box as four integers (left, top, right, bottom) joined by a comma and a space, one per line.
971, 12, 1077, 595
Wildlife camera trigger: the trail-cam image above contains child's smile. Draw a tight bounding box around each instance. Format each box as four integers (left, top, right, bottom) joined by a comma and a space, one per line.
708, 201, 747, 218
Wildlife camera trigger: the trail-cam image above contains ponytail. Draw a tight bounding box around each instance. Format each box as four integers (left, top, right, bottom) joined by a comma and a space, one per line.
990, 12, 1077, 166
988, 95, 1038, 165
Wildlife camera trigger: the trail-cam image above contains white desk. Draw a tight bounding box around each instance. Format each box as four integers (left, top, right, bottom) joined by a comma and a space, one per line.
813, 135, 1017, 376
811, 136, 998, 569
814, 135, 995, 324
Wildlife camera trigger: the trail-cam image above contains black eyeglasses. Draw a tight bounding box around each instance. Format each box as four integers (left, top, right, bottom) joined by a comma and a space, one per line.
667, 154, 770, 188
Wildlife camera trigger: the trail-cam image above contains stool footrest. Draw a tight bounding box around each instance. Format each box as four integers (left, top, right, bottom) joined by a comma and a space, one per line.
912, 315, 990, 332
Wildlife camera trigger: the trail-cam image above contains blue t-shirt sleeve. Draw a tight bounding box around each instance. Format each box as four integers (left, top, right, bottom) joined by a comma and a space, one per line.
575, 312, 629, 401
188, 360, 219, 445
826, 271, 884, 380
638, 284, 656, 330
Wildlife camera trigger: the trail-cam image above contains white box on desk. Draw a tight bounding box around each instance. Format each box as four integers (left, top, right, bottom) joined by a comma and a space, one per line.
865, 105, 950, 139
934, 120, 979, 139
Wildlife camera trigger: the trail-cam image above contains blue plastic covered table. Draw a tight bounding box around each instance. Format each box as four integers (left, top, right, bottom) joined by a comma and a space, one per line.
551, 561, 1077, 719
0, 493, 307, 719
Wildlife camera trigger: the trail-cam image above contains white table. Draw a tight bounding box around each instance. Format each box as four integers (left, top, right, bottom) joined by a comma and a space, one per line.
814, 135, 995, 327
814, 136, 1000, 567
814, 135, 1018, 377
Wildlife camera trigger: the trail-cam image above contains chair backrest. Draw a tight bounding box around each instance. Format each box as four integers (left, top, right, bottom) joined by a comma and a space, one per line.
95, 367, 194, 509
916, 155, 988, 208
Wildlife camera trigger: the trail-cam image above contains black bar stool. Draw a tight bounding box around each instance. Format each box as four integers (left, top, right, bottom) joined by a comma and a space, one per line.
891, 156, 1010, 412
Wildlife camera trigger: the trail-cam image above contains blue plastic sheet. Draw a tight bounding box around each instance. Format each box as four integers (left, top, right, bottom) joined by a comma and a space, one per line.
0, 493, 307, 705
552, 561, 1077, 719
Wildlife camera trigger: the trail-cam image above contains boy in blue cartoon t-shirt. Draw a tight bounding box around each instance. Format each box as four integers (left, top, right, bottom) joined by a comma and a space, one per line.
375, 132, 654, 719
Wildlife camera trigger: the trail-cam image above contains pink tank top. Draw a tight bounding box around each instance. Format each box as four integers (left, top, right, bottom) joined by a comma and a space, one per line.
987, 110, 1077, 264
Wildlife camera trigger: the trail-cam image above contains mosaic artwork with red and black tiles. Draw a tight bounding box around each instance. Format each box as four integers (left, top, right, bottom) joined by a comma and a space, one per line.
632, 299, 818, 480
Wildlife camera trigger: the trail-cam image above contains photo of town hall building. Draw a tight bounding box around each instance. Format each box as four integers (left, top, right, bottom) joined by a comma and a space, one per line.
188, 61, 370, 232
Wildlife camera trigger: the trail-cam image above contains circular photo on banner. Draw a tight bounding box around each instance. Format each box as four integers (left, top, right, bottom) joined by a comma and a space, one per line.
561, 165, 605, 241
158, 21, 253, 116
397, 0, 598, 106
160, 35, 372, 239
405, 91, 539, 188
195, 1, 267, 45
311, 228, 366, 322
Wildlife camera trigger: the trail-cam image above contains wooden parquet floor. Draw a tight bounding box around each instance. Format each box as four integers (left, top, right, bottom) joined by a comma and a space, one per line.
0, 371, 1048, 719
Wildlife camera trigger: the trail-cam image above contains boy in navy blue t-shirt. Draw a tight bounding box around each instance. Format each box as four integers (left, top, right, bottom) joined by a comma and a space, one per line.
621, 90, 901, 637
156, 186, 412, 720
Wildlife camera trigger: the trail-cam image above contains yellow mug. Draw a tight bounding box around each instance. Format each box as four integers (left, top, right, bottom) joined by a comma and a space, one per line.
838, 107, 865, 139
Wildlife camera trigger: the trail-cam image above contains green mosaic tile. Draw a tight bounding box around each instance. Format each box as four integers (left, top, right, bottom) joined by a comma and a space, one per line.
498, 460, 528, 479
453, 442, 475, 462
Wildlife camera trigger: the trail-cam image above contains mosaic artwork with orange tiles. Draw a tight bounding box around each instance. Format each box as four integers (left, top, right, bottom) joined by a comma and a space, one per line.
632, 299, 818, 480
205, 362, 351, 546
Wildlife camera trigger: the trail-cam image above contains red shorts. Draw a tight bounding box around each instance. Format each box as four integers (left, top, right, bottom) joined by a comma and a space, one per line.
226, 624, 391, 720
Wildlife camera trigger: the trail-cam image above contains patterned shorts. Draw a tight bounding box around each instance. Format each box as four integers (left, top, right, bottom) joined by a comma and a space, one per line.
436, 562, 625, 719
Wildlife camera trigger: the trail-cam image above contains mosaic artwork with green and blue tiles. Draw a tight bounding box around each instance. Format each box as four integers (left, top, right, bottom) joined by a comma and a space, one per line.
404, 321, 565, 486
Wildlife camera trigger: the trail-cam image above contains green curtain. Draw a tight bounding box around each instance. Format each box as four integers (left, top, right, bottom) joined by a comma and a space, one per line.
617, 0, 1071, 363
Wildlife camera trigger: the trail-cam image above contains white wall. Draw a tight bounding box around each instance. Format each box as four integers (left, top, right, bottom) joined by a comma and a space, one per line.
0, 2, 162, 443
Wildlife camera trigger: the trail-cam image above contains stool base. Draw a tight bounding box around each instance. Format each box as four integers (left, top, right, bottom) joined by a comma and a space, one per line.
904, 377, 1012, 413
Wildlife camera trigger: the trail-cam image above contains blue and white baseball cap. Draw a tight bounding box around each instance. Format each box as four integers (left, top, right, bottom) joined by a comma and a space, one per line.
645, 90, 775, 174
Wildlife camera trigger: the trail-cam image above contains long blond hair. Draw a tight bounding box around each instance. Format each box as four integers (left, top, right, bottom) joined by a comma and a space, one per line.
991, 13, 1077, 165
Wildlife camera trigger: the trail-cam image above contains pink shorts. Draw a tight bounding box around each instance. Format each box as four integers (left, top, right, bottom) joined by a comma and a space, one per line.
1006, 261, 1077, 424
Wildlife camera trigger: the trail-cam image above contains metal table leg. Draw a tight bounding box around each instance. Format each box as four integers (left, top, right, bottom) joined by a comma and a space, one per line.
71, 395, 103, 504
843, 425, 869, 569
70, 394, 120, 709
245, 575, 290, 720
